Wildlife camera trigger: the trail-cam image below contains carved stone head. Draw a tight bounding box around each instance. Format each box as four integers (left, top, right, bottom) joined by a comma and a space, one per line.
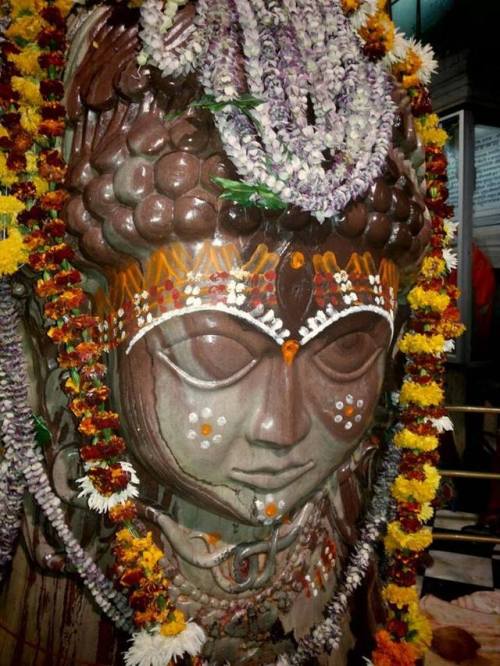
62, 3, 429, 530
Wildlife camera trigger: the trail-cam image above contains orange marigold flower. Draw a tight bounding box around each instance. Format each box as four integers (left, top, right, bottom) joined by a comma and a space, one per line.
109, 499, 138, 523
39, 118, 65, 137
39, 189, 68, 211
44, 288, 85, 319
79, 410, 120, 435
58, 341, 103, 369
372, 630, 419, 666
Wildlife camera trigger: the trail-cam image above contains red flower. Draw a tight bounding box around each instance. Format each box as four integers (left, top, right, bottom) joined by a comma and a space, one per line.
6, 151, 26, 172
81, 435, 126, 462
1, 112, 21, 130
38, 51, 65, 69
79, 363, 107, 383
88, 464, 130, 495
387, 619, 409, 640
41, 219, 66, 239
38, 29, 66, 51
12, 181, 37, 201
41, 6, 65, 27
40, 78, 65, 100
12, 129, 33, 153
0, 83, 19, 107
410, 86, 433, 116
41, 103, 65, 120
120, 568, 144, 588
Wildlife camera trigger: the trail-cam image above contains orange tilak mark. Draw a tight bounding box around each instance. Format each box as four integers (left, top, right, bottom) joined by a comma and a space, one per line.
206, 532, 221, 546
290, 251, 305, 270
344, 405, 355, 417
282, 339, 300, 365
265, 503, 278, 518
200, 423, 213, 437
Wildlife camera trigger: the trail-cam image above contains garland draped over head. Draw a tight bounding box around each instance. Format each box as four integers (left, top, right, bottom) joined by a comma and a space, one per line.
0, 1, 463, 665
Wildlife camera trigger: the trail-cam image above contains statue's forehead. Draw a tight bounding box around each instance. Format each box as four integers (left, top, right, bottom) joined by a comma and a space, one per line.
93, 234, 399, 353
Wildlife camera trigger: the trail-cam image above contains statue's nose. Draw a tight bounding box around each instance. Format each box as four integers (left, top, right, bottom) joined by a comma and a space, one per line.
248, 351, 311, 448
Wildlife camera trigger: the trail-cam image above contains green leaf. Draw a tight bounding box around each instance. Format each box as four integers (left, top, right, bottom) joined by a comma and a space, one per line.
34, 415, 51, 447
212, 177, 287, 212
191, 93, 264, 114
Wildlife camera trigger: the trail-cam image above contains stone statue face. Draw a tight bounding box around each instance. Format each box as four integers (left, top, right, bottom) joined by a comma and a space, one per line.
64, 4, 429, 527
117, 257, 393, 525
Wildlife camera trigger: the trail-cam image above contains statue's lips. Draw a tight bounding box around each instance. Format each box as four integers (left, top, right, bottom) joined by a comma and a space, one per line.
229, 461, 315, 490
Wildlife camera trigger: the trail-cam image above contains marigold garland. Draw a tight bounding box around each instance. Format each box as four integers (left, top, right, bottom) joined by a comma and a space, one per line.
364, 6, 465, 660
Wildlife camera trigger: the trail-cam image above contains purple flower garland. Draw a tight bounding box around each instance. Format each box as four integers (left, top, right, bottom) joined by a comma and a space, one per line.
0, 277, 132, 630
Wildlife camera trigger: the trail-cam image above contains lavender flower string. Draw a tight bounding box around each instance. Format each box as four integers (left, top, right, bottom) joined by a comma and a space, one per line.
0, 278, 132, 630
0, 287, 27, 577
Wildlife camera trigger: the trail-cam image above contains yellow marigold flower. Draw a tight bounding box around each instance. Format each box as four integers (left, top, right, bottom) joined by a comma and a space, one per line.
160, 609, 187, 637
20, 106, 42, 135
383, 583, 419, 609
418, 502, 434, 522
407, 606, 433, 649
0, 125, 9, 139
138, 544, 163, 571
8, 48, 43, 78
12, 77, 42, 107
384, 522, 433, 552
408, 285, 450, 313
421, 255, 446, 278
0, 154, 18, 188
0, 227, 28, 276
400, 380, 444, 407
54, 0, 75, 16
25, 151, 38, 173
32, 176, 49, 196
5, 15, 44, 42
399, 332, 446, 355
116, 528, 134, 545
0, 196, 25, 216
392, 464, 440, 503
10, 0, 45, 15
415, 114, 448, 148
393, 428, 439, 452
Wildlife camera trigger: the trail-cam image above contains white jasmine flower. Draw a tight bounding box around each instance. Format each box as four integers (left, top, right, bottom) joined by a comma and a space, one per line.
125, 623, 206, 666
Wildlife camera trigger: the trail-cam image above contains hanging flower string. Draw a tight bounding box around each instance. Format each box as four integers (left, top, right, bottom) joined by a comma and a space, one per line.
349, 7, 464, 666
0, 1, 205, 664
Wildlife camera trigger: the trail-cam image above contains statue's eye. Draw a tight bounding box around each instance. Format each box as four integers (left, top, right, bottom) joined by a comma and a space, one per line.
157, 334, 258, 388
314, 331, 382, 380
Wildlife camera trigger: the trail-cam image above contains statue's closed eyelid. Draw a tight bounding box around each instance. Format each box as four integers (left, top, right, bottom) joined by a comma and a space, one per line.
155, 334, 261, 389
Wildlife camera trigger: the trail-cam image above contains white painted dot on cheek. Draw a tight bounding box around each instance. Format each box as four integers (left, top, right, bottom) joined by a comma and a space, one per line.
201, 407, 213, 419
213, 434, 222, 444
355, 415, 362, 423
334, 415, 343, 424
201, 440, 211, 450
356, 399, 364, 408
346, 394, 354, 404
187, 430, 197, 440
217, 416, 227, 426
336, 401, 344, 410
188, 413, 198, 424
344, 421, 353, 430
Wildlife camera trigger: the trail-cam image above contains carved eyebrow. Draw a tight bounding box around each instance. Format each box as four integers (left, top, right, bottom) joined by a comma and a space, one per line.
299, 305, 394, 347
125, 304, 290, 354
